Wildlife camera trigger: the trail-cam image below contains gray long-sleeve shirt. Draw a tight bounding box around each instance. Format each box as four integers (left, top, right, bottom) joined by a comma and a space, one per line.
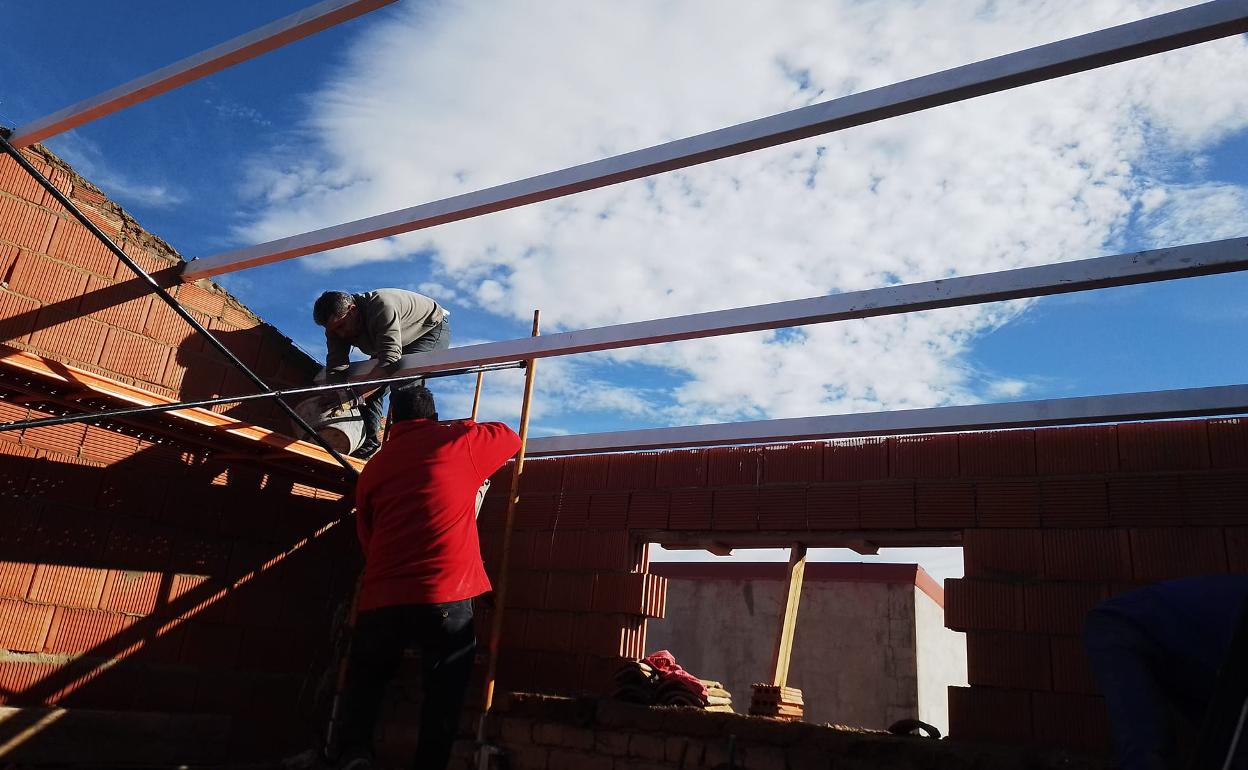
326, 289, 446, 371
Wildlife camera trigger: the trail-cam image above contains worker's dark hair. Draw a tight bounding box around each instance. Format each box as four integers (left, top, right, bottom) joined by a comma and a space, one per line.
313, 291, 354, 326
391, 385, 438, 422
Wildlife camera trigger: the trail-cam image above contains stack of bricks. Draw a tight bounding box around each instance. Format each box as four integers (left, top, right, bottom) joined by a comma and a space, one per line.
0, 145, 359, 760
946, 420, 1248, 753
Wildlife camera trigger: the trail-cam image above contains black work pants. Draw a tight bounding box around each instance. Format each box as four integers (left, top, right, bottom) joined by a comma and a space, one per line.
359, 319, 451, 446
337, 598, 476, 770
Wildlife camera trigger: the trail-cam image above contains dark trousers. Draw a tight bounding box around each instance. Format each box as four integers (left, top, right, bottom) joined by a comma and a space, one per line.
338, 599, 476, 770
360, 319, 451, 446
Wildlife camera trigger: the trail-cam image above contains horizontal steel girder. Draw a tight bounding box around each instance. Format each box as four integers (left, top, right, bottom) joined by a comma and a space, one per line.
182, 0, 1248, 279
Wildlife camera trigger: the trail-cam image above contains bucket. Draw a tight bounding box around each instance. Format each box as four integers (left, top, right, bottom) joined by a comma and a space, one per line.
293, 391, 366, 455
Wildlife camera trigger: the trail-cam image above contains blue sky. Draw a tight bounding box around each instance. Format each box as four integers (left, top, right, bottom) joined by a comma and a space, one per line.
3, 1, 1247, 579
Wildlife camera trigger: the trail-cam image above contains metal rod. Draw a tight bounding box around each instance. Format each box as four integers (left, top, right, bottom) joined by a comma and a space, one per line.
182, 1, 1248, 280
322, 237, 1248, 383
470, 371, 485, 421
7, 0, 397, 148
0, 362, 524, 434
480, 310, 540, 726
524, 383, 1248, 456
0, 136, 358, 476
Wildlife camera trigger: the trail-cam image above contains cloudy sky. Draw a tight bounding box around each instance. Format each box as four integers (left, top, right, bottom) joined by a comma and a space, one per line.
3, 0, 1247, 579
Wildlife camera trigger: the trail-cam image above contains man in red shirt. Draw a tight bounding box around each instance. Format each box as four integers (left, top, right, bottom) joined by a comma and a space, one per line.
335, 386, 519, 770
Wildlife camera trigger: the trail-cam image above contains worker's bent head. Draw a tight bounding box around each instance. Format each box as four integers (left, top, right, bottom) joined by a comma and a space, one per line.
391, 385, 438, 422
313, 291, 358, 338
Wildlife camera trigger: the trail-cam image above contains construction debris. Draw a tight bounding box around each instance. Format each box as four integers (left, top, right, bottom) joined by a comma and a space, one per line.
749, 683, 804, 722
611, 652, 735, 712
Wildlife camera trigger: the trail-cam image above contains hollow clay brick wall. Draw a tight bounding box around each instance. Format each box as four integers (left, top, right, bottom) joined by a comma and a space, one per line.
0, 145, 356, 761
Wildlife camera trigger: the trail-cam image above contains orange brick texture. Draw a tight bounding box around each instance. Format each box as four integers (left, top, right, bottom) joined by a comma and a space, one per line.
0, 146, 356, 760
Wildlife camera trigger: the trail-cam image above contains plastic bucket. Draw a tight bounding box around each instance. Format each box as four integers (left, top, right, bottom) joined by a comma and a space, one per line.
293, 392, 365, 455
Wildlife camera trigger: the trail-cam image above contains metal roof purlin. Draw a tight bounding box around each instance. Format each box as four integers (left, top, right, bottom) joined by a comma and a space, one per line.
181, 0, 1248, 280
6, 0, 397, 149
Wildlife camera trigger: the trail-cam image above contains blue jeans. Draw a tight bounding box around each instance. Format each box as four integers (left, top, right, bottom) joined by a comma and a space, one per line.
337, 598, 476, 770
359, 320, 450, 447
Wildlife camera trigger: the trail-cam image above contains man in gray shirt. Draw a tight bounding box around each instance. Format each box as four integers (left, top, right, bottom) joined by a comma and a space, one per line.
313, 289, 450, 459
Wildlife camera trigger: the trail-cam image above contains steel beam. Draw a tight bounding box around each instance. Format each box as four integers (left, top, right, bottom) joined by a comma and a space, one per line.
324, 238, 1248, 381
523, 384, 1248, 455
181, 0, 1248, 280
7, 0, 396, 148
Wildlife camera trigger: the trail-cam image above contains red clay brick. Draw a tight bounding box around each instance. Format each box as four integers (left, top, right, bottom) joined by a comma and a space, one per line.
975, 479, 1041, 527
945, 579, 1026, 632
1050, 635, 1098, 694
0, 659, 61, 705
548, 530, 585, 571
1024, 582, 1109, 635
655, 449, 707, 488
606, 452, 656, 490
761, 442, 822, 484
0, 598, 55, 652
948, 685, 1032, 743
859, 481, 914, 528
579, 531, 636, 571
1130, 527, 1228, 581
79, 425, 141, 466
963, 529, 1044, 580
99, 570, 164, 615
706, 446, 762, 486
28, 308, 108, 365
1036, 425, 1119, 475
959, 430, 1036, 478
588, 492, 629, 528
80, 275, 152, 333
824, 437, 889, 481
1108, 474, 1183, 526
0, 153, 47, 201
890, 434, 958, 478
45, 217, 116, 277
915, 481, 976, 528
1117, 420, 1209, 472
544, 571, 596, 612
21, 416, 87, 457
174, 283, 227, 317
1209, 418, 1248, 469
142, 296, 200, 348
1042, 529, 1133, 582
627, 490, 668, 529
712, 488, 758, 530
44, 606, 133, 655
0, 196, 56, 252
518, 457, 564, 494
555, 492, 591, 529
758, 485, 807, 530
1031, 691, 1112, 753
1182, 471, 1248, 525
98, 328, 170, 384
0, 288, 41, 344
0, 561, 35, 599
561, 454, 611, 491
515, 494, 558, 530
1040, 478, 1108, 527
806, 483, 858, 529
525, 611, 577, 653
7, 251, 90, 306
966, 631, 1051, 690
668, 489, 712, 529
27, 564, 107, 608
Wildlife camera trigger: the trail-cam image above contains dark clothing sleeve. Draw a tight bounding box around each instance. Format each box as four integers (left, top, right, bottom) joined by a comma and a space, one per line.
364, 296, 406, 367
465, 421, 521, 481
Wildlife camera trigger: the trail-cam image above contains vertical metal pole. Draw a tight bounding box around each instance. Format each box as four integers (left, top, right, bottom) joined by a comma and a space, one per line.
476, 310, 540, 755
470, 371, 485, 421
0, 136, 357, 476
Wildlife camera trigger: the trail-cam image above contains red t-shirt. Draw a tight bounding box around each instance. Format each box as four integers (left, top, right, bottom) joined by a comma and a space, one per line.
354, 418, 520, 610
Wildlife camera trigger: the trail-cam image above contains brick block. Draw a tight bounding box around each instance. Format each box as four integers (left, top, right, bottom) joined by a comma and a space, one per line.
858, 481, 914, 528
1209, 418, 1248, 469
592, 572, 665, 617
7, 251, 90, 306
607, 452, 656, 490
519, 457, 564, 493
0, 197, 55, 252
0, 598, 55, 652
562, 454, 610, 491
1108, 474, 1183, 526
80, 275, 152, 333
544, 571, 596, 611
963, 529, 1044, 580
1036, 425, 1119, 474
915, 481, 975, 528
0, 561, 35, 599
80, 425, 141, 465
524, 611, 576, 653
98, 328, 170, 384
515, 494, 558, 530
707, 446, 762, 486
1118, 420, 1209, 472
21, 416, 87, 457
0, 659, 62, 705
758, 485, 806, 529
28, 307, 108, 365
1041, 478, 1108, 527
806, 483, 857, 529
761, 442, 822, 484
966, 631, 1051, 689
556, 492, 591, 529
948, 685, 1032, 743
27, 564, 107, 608
1182, 471, 1248, 525
959, 429, 1036, 478
162, 350, 227, 401
1042, 528, 1133, 581
30, 503, 107, 560
1130, 527, 1228, 581
579, 530, 636, 571
548, 530, 584, 571
142, 297, 200, 349
0, 287, 41, 344
174, 283, 227, 317
44, 606, 132, 655
588, 492, 629, 528
46, 217, 117, 277
824, 437, 888, 481
509, 571, 549, 609
1050, 635, 1098, 694
945, 579, 1026, 632
668, 489, 712, 529
712, 487, 758, 530
654, 449, 707, 488
0, 153, 47, 201
974, 479, 1041, 527
1031, 691, 1112, 753
99, 570, 165, 617
890, 434, 958, 478
1024, 582, 1109, 635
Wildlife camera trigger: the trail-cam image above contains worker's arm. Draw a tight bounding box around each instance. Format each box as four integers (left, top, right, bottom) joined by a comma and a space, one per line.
364, 297, 405, 369
466, 421, 522, 480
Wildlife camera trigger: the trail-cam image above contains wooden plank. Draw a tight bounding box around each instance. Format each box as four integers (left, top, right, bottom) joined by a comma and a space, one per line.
771, 543, 808, 688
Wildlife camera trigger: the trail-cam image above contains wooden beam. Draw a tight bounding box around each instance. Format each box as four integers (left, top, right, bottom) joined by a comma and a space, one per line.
771, 544, 808, 688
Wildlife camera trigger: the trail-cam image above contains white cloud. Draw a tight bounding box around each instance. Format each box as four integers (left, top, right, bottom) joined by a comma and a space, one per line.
1140, 183, 1248, 245
237, 0, 1248, 427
